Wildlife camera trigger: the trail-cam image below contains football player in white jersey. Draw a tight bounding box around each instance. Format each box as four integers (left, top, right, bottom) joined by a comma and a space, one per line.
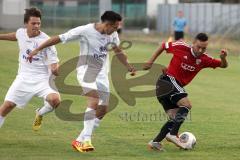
27, 11, 135, 152
0, 8, 61, 131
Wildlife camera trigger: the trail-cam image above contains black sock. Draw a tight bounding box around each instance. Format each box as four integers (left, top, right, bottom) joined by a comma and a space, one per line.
170, 106, 189, 136
153, 120, 174, 142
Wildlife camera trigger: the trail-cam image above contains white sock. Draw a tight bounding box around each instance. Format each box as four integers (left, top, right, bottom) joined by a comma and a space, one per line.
38, 101, 54, 116
76, 107, 96, 142
0, 115, 5, 128
93, 118, 101, 130
76, 130, 84, 142
76, 118, 101, 142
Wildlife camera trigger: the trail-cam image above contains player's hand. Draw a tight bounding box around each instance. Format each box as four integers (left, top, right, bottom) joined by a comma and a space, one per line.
128, 66, 136, 76
220, 49, 228, 59
51, 63, 59, 76
161, 67, 167, 75
143, 62, 153, 70
26, 54, 33, 63
26, 50, 38, 63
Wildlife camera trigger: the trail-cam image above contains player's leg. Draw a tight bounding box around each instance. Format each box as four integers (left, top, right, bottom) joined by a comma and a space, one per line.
94, 104, 107, 129
151, 108, 178, 144
33, 80, 61, 131
73, 90, 98, 152
1, 78, 34, 128
37, 93, 61, 116
181, 31, 184, 40
149, 108, 179, 151
33, 93, 60, 131
169, 97, 191, 135
93, 79, 109, 130
148, 75, 175, 151
155, 74, 189, 149
75, 80, 109, 152
174, 31, 178, 41
150, 74, 189, 149
0, 101, 16, 128
166, 97, 191, 149
77, 80, 109, 152
73, 67, 104, 152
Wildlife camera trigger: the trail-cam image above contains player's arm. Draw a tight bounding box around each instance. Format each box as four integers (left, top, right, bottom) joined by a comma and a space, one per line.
219, 49, 228, 68
0, 32, 17, 41
143, 44, 165, 70
27, 36, 61, 62
112, 46, 136, 76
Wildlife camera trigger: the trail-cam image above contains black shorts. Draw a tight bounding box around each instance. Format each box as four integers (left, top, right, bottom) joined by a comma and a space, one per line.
156, 74, 188, 111
174, 31, 184, 41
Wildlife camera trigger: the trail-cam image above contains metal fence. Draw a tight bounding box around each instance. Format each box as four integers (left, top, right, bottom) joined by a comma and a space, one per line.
30, 0, 147, 30
157, 3, 240, 36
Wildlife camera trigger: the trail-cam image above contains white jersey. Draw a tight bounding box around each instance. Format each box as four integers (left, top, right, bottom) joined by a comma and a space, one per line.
59, 23, 120, 76
16, 28, 59, 80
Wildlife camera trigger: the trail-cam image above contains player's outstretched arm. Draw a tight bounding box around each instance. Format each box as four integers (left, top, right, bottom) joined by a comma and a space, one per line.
143, 45, 165, 70
219, 49, 228, 68
112, 46, 136, 76
27, 36, 61, 63
0, 32, 17, 41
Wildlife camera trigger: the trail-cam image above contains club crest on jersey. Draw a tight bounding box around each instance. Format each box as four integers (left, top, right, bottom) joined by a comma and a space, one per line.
196, 59, 201, 65
183, 56, 188, 60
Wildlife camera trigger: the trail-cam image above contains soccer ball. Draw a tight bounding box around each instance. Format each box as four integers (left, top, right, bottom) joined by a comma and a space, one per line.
142, 28, 150, 34
179, 132, 196, 150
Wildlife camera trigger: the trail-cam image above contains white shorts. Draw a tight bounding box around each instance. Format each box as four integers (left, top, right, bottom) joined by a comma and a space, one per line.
77, 66, 109, 106
4, 76, 59, 108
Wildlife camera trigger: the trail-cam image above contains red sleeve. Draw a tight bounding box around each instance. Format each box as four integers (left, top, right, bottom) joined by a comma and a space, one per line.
203, 55, 221, 68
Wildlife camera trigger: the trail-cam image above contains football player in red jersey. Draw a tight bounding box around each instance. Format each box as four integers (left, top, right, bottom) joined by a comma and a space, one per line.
143, 33, 228, 150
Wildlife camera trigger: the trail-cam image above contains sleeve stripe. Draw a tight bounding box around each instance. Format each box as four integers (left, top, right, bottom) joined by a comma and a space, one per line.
165, 42, 169, 49
172, 41, 190, 48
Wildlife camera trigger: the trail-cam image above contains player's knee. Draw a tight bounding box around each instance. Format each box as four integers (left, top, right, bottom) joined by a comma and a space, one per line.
47, 93, 61, 108
49, 97, 61, 108
0, 101, 16, 116
179, 104, 192, 110
96, 106, 107, 119
177, 99, 192, 109
185, 104, 192, 109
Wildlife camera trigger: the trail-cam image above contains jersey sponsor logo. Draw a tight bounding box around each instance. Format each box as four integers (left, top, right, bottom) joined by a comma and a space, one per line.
93, 46, 108, 59
181, 62, 195, 71
22, 49, 40, 61
93, 53, 107, 59
99, 46, 107, 52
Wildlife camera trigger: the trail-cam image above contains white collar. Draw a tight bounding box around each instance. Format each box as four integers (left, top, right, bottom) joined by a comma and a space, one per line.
191, 48, 197, 58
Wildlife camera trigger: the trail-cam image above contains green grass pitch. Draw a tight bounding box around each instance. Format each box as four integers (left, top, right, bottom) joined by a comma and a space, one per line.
0, 37, 240, 160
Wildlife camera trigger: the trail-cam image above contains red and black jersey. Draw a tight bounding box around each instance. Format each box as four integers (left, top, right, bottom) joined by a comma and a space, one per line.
162, 41, 221, 86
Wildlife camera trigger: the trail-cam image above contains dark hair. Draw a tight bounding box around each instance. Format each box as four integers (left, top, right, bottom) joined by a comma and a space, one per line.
24, 7, 41, 24
195, 33, 208, 41
101, 11, 122, 23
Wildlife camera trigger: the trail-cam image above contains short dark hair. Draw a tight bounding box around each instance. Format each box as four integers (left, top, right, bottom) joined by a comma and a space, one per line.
101, 11, 122, 23
195, 33, 208, 41
24, 7, 41, 24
